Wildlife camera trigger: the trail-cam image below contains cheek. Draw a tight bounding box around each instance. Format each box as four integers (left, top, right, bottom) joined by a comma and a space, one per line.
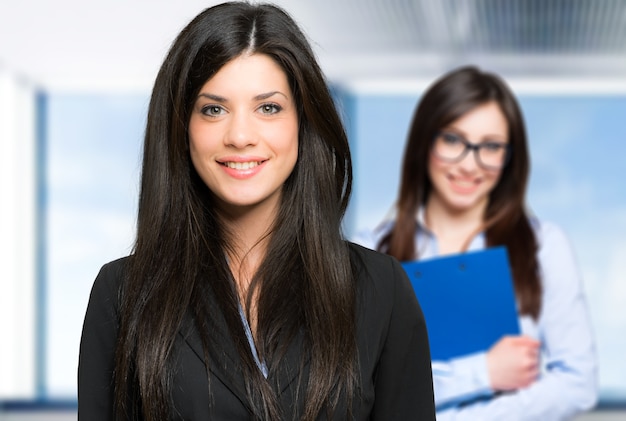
188, 144, 204, 179
188, 134, 202, 163
187, 131, 218, 179
188, 124, 219, 157
428, 153, 448, 181
284, 139, 299, 173
272, 123, 299, 162
188, 114, 219, 148
484, 168, 503, 187
481, 170, 504, 199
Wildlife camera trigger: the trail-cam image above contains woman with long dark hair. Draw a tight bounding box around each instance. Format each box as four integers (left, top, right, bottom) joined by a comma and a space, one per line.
354, 66, 597, 420
78, 2, 435, 420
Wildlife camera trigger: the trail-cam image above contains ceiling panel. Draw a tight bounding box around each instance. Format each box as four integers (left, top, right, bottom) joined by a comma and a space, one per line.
0, 0, 625, 90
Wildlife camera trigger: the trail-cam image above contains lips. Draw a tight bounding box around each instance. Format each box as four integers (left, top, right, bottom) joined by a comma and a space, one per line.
217, 157, 268, 180
217, 156, 268, 169
448, 174, 480, 193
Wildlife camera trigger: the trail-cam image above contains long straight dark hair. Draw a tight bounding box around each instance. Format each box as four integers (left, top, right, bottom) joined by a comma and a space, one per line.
379, 65, 541, 319
114, 2, 357, 419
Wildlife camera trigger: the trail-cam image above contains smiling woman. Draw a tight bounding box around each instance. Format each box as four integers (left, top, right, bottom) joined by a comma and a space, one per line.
188, 53, 300, 306
188, 54, 299, 217
353, 65, 598, 420
77, 2, 435, 420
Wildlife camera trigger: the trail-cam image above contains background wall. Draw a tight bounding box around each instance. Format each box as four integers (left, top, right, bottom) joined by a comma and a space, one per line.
0, 70, 37, 401
43, 94, 147, 397
5, 79, 624, 412
1, 0, 625, 418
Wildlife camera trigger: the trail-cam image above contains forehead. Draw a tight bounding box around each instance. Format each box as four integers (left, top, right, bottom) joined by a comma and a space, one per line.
449, 101, 508, 137
200, 53, 291, 95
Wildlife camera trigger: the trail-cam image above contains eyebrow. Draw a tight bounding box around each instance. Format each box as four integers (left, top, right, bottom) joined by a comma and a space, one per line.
254, 91, 287, 101
443, 127, 507, 142
197, 93, 226, 102
196, 91, 288, 102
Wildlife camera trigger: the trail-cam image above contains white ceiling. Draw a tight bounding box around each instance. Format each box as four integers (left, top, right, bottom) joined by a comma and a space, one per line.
1, 0, 626, 92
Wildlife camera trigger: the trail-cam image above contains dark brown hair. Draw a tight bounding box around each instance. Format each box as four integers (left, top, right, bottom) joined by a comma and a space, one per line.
114, 2, 356, 419
379, 65, 541, 319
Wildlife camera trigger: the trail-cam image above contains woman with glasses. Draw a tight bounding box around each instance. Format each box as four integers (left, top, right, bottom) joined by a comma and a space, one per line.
354, 66, 597, 420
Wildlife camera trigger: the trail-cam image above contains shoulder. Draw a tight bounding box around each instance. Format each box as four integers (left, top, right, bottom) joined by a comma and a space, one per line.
96, 256, 130, 284
80, 257, 130, 343
348, 241, 416, 308
98, 256, 131, 277
530, 218, 576, 259
529, 218, 583, 291
531, 218, 571, 247
348, 241, 400, 278
88, 256, 131, 306
348, 242, 427, 346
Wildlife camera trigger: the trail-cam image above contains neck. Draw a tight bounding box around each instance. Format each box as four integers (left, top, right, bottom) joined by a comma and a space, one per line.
424, 196, 486, 255
218, 199, 277, 303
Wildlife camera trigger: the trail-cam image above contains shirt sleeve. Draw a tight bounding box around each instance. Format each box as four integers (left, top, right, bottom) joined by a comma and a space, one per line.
432, 352, 494, 409
370, 257, 436, 420
435, 222, 598, 421
78, 261, 122, 420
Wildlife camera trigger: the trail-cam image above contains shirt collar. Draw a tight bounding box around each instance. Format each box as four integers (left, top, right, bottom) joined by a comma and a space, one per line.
414, 206, 487, 257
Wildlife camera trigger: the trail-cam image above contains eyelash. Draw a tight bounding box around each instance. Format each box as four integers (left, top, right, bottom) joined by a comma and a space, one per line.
200, 102, 283, 117
201, 105, 225, 117
258, 103, 282, 114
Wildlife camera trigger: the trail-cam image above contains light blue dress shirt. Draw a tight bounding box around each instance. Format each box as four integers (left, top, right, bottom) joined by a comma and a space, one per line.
239, 304, 269, 378
352, 213, 598, 420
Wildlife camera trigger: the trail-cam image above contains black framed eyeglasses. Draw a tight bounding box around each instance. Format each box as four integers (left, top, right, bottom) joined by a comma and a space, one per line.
432, 132, 511, 170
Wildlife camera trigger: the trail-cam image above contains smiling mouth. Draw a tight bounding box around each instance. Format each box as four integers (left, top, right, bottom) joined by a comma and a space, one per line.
221, 161, 264, 170
451, 178, 478, 187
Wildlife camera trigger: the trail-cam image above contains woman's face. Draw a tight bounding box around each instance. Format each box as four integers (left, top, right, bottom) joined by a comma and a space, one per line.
428, 101, 508, 215
188, 53, 299, 216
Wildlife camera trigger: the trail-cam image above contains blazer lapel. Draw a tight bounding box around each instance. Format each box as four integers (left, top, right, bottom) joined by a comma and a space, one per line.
269, 328, 311, 398
177, 290, 312, 410
178, 304, 251, 411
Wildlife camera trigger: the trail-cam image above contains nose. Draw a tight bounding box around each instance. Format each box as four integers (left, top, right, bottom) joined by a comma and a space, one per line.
225, 111, 258, 148
457, 148, 479, 173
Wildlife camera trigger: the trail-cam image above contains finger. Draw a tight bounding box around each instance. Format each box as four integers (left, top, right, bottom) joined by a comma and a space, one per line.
521, 337, 541, 348
527, 346, 540, 359
521, 358, 538, 371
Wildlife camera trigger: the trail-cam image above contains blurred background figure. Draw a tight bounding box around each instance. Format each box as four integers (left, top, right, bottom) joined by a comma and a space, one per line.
1, 0, 625, 420
353, 65, 597, 420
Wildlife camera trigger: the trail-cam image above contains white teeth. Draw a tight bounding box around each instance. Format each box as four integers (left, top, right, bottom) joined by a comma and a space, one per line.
225, 161, 260, 170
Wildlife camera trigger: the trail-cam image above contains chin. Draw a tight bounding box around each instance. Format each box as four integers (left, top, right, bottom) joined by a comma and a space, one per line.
445, 195, 485, 213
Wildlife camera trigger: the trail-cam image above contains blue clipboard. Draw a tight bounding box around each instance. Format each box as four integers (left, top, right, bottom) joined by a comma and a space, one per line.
401, 246, 520, 361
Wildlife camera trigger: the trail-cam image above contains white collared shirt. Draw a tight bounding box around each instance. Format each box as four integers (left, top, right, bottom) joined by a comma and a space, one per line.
352, 214, 598, 420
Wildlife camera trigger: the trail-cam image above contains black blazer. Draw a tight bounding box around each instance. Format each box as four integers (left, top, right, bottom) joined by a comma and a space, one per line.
78, 243, 435, 420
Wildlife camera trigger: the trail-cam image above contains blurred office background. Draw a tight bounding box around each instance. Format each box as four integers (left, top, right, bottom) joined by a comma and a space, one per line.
1, 0, 624, 419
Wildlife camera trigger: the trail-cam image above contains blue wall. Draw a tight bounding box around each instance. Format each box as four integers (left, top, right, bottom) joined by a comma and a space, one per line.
37, 90, 626, 404
43, 93, 147, 397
